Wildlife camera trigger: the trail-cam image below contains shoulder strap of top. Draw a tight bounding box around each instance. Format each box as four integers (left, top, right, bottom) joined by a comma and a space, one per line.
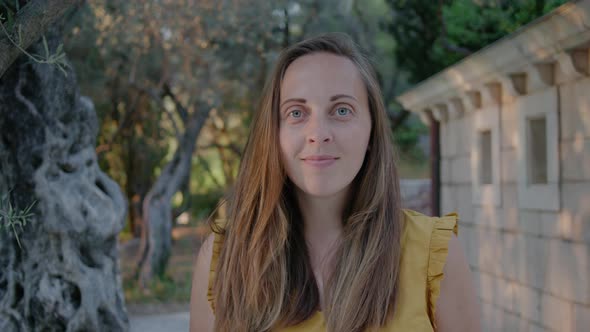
426, 211, 459, 328
401, 209, 459, 328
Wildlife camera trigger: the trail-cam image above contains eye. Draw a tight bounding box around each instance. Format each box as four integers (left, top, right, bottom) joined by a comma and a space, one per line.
288, 110, 303, 118
336, 107, 351, 116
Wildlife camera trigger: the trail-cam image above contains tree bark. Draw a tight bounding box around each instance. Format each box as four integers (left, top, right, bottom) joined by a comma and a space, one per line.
0, 0, 81, 78
136, 102, 213, 287
0, 28, 128, 331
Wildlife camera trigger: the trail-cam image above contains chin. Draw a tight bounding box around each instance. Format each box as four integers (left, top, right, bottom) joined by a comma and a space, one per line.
298, 182, 349, 198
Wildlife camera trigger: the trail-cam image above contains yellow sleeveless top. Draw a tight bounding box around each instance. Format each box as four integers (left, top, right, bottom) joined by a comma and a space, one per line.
207, 209, 459, 331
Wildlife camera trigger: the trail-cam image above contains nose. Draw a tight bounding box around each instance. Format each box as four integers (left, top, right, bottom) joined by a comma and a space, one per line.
307, 114, 332, 143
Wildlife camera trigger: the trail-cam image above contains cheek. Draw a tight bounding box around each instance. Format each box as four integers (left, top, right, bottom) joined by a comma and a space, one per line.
344, 121, 371, 153
279, 127, 297, 162
279, 128, 289, 156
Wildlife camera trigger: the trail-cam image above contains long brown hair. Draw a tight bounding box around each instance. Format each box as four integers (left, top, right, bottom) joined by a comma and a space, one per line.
212, 33, 403, 332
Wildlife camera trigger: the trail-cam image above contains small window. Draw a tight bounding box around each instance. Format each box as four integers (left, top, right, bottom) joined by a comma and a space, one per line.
516, 88, 559, 211
480, 130, 493, 185
527, 117, 548, 184
471, 105, 501, 207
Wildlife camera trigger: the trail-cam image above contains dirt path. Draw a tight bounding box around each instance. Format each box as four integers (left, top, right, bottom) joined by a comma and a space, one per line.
130, 311, 190, 332
120, 223, 210, 331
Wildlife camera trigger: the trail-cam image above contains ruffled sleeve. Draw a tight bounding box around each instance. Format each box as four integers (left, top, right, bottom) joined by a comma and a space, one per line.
427, 212, 459, 327
207, 220, 226, 313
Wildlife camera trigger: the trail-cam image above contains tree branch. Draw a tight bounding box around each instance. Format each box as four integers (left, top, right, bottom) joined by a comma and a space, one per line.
130, 83, 182, 141
162, 83, 188, 123
0, 0, 81, 78
95, 91, 142, 155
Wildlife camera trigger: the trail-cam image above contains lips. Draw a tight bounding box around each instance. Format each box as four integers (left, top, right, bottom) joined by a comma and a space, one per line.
301, 155, 339, 168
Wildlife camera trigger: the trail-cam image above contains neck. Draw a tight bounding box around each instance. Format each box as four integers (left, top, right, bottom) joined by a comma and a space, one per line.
296, 188, 347, 236
295, 187, 348, 266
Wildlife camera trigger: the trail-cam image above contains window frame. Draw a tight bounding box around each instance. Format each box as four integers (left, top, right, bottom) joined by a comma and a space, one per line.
516, 88, 560, 211
471, 105, 502, 207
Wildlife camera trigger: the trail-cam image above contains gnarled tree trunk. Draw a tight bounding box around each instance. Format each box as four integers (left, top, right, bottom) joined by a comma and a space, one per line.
136, 102, 212, 287
0, 29, 128, 331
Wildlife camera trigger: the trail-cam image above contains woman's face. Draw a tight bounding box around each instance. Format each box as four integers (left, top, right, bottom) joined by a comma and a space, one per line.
279, 52, 372, 198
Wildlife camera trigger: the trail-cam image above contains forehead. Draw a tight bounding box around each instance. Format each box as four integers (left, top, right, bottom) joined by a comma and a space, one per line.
280, 52, 367, 102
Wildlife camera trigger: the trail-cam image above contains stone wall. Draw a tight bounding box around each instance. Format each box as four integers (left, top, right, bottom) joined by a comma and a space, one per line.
397, 2, 590, 331
440, 77, 590, 331
399, 179, 431, 215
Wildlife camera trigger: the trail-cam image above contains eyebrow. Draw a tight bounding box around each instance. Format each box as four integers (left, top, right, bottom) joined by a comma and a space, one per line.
330, 94, 358, 102
280, 94, 358, 108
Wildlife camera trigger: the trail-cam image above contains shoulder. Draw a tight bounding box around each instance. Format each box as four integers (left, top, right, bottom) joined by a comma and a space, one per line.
400, 209, 481, 331
189, 233, 217, 332
400, 209, 467, 324
399, 209, 460, 293
435, 230, 481, 331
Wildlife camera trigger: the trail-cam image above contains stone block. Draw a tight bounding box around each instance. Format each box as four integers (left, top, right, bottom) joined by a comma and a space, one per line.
479, 272, 495, 304
560, 182, 590, 243
500, 184, 519, 232
502, 311, 529, 332
477, 227, 504, 275
460, 113, 474, 155
501, 102, 518, 149
513, 283, 542, 322
451, 155, 471, 184
541, 293, 573, 332
480, 301, 504, 332
538, 211, 559, 238
451, 118, 471, 157
502, 233, 526, 282
573, 304, 590, 332
529, 323, 548, 332
441, 185, 455, 215
519, 209, 542, 237
561, 137, 590, 181
501, 148, 517, 184
525, 236, 549, 289
441, 158, 452, 185
471, 268, 482, 299
559, 77, 590, 140
545, 240, 590, 304
455, 184, 474, 223
496, 277, 516, 312
441, 120, 458, 157
475, 205, 503, 230
461, 224, 480, 269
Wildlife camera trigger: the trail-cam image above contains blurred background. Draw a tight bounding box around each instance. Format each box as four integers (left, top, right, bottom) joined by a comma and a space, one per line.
2, 1, 585, 331
59, 0, 565, 307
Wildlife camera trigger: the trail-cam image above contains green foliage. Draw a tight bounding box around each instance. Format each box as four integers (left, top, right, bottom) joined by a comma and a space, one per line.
0, 1, 69, 76
0, 0, 17, 26
189, 190, 225, 221
393, 120, 428, 155
385, 0, 569, 84
0, 190, 36, 248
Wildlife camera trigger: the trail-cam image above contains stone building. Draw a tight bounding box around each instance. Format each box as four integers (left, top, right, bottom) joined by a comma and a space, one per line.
397, 1, 590, 331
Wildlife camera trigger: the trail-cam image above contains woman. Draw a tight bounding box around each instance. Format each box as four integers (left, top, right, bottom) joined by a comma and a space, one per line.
190, 33, 480, 332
